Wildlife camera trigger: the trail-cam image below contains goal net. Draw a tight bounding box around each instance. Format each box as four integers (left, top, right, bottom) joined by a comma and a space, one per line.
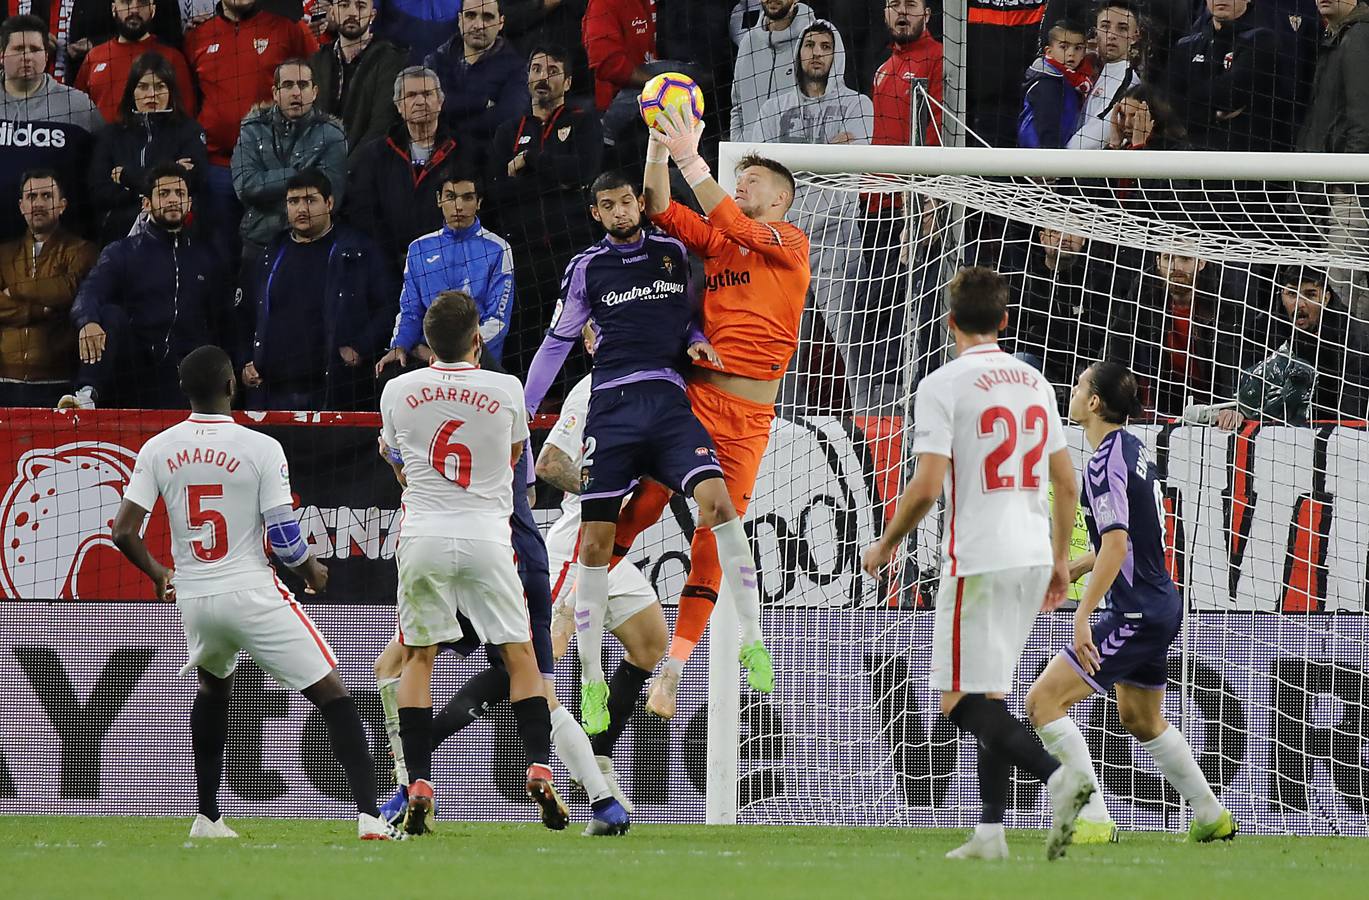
700, 142, 1369, 836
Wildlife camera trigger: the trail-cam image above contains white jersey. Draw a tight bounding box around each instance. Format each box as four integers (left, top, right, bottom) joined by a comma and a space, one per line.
380, 360, 529, 542
911, 343, 1067, 577
124, 413, 294, 599
541, 375, 592, 558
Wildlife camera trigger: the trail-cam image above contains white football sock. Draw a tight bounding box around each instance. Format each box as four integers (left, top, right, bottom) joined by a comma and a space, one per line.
1037, 716, 1109, 821
574, 564, 610, 683
973, 822, 1005, 840
550, 705, 612, 803
1141, 725, 1224, 824
377, 676, 408, 786
712, 517, 763, 645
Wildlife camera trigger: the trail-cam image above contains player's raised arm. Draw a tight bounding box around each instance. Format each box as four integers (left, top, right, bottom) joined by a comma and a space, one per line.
653, 107, 807, 269
654, 106, 729, 214
644, 132, 728, 257
643, 131, 672, 218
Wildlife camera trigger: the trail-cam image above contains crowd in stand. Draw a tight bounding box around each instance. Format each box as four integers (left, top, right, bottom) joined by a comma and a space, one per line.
0, 0, 1365, 426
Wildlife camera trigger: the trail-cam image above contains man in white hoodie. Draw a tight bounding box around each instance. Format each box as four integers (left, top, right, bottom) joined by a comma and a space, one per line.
752, 20, 878, 414
1067, 0, 1143, 149
730, 0, 816, 140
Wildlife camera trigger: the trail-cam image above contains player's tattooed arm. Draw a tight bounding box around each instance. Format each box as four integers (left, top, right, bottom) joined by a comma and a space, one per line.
536, 443, 583, 495
110, 499, 175, 601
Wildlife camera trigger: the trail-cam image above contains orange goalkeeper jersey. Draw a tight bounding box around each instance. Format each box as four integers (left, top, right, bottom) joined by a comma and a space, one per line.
651, 197, 810, 382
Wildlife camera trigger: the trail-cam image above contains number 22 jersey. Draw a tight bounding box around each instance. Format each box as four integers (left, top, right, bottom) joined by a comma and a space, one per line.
911, 344, 1067, 577
379, 360, 530, 543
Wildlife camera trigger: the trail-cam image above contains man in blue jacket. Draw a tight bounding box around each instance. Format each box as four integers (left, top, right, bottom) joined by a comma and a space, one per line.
424, 0, 530, 169
240, 168, 397, 411
376, 172, 515, 373
66, 163, 230, 410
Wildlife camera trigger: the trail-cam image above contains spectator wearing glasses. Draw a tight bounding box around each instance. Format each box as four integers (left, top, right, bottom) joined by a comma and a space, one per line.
74, 0, 195, 123
88, 51, 206, 244
232, 58, 347, 262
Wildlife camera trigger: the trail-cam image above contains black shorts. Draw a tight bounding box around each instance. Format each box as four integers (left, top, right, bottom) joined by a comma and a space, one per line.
580, 380, 723, 522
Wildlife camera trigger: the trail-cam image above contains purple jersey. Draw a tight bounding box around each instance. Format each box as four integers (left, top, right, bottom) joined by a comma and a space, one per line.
522, 229, 696, 413
1081, 428, 1182, 620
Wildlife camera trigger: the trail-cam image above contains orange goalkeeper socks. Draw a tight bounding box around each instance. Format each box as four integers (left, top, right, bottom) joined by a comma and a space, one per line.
609, 479, 673, 570
669, 587, 717, 664
666, 526, 723, 665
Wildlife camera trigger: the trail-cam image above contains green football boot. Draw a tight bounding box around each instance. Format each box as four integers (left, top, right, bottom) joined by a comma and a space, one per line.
1188, 809, 1238, 843
580, 679, 610, 735
739, 641, 774, 693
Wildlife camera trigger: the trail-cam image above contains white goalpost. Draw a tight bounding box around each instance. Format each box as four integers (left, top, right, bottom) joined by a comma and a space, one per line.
703, 142, 1369, 832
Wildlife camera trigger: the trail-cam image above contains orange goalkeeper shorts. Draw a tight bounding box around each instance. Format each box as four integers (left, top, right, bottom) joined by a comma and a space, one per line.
685, 379, 775, 517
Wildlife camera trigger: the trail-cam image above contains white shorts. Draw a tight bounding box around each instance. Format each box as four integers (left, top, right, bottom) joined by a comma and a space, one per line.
548, 551, 658, 632
396, 534, 530, 647
929, 564, 1052, 694
177, 586, 336, 691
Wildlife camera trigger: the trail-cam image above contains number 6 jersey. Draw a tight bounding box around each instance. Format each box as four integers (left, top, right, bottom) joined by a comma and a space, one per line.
123, 412, 296, 599
379, 360, 529, 543
910, 343, 1067, 577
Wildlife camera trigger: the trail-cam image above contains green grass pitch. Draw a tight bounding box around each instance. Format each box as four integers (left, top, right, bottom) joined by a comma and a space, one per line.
4, 816, 1367, 899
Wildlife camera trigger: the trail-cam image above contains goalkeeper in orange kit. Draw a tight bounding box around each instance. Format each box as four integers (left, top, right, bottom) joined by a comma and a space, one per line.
612, 105, 810, 717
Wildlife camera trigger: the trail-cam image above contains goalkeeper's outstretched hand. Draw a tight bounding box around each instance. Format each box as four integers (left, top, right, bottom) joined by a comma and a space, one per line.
656, 105, 705, 171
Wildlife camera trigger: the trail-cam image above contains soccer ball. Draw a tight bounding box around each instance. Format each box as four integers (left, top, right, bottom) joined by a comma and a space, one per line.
639, 72, 704, 132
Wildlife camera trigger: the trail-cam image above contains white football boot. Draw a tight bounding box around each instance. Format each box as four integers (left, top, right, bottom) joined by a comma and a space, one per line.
946, 826, 1009, 860
358, 813, 405, 840
188, 814, 238, 839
